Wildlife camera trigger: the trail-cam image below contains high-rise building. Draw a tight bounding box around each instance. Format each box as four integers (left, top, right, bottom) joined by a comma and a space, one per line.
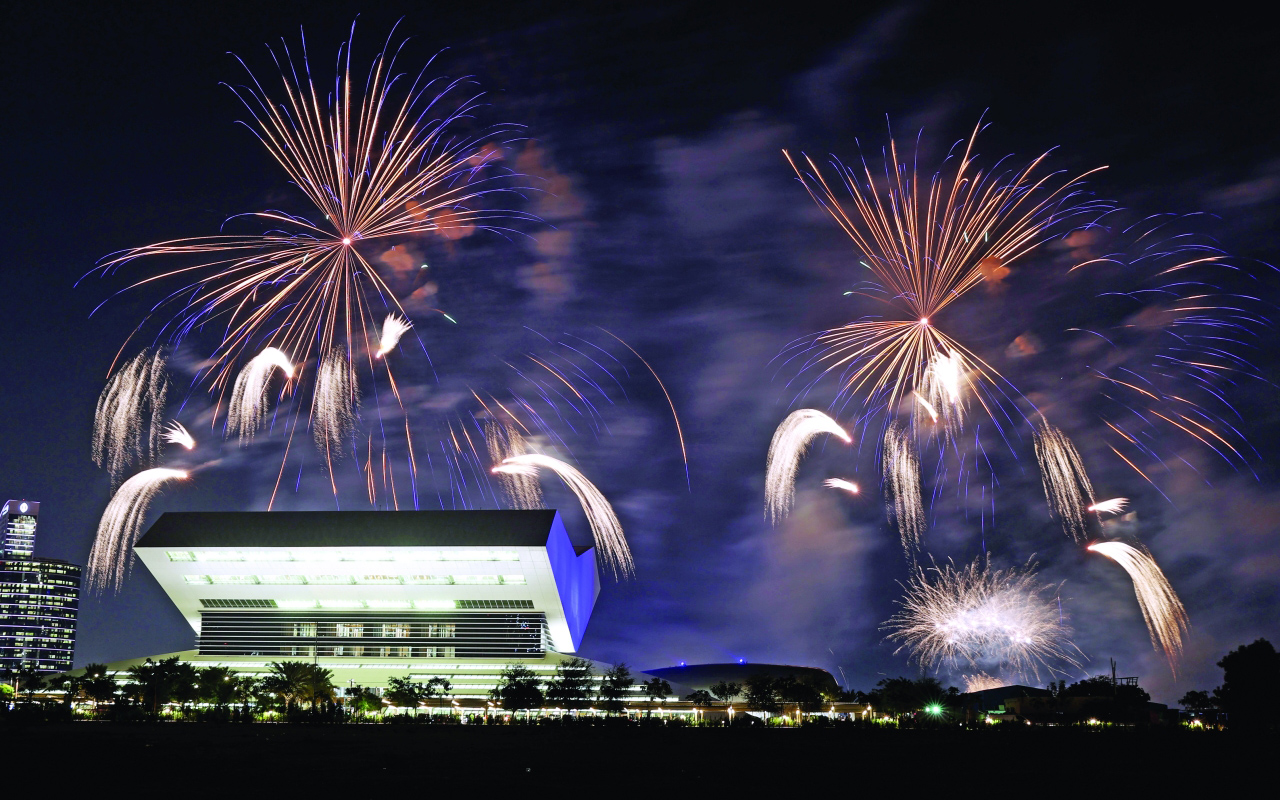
0, 499, 82, 674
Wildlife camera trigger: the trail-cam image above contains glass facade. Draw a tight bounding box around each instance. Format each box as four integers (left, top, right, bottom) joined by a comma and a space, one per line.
0, 499, 83, 674
0, 558, 82, 673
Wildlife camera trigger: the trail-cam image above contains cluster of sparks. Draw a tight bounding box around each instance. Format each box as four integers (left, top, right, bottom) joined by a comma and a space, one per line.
493, 454, 633, 579
92, 349, 169, 485
1087, 541, 1189, 674
1033, 421, 1096, 540
87, 468, 189, 594
882, 422, 924, 555
884, 557, 1083, 680
764, 409, 851, 524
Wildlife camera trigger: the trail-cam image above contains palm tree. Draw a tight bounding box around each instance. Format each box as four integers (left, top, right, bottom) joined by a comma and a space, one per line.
262, 661, 312, 712
197, 666, 237, 710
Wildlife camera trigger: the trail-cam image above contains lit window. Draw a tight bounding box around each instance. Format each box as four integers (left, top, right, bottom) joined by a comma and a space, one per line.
366, 600, 412, 610
356, 575, 402, 584
414, 599, 456, 610
194, 551, 244, 562
408, 575, 452, 585
455, 575, 501, 585
277, 600, 318, 610
183, 575, 212, 584
318, 599, 364, 609
501, 575, 527, 585
305, 575, 354, 585
209, 575, 258, 585
166, 551, 196, 562
258, 575, 306, 585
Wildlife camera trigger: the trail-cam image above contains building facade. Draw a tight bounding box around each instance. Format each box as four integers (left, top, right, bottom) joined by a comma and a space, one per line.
100, 509, 601, 697
0, 499, 82, 674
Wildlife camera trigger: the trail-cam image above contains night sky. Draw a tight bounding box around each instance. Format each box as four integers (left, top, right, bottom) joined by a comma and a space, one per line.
4, 2, 1278, 703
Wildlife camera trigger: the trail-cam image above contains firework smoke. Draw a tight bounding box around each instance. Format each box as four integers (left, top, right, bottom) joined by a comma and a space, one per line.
86, 468, 188, 594
1034, 421, 1096, 539
92, 349, 169, 484
375, 314, 412, 359
1088, 498, 1129, 515
313, 349, 359, 460
1087, 541, 1189, 673
765, 409, 851, 524
824, 478, 860, 495
227, 347, 294, 443
162, 421, 195, 450
883, 422, 925, 555
494, 454, 633, 579
487, 422, 543, 510
883, 556, 1083, 680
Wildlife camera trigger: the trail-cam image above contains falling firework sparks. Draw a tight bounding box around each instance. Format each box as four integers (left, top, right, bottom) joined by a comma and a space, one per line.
962, 673, 1006, 693
227, 347, 294, 443
162, 421, 195, 450
883, 556, 1083, 680
313, 349, 359, 460
765, 409, 851, 524
1034, 421, 1096, 539
883, 422, 925, 554
486, 421, 543, 510
1088, 497, 1129, 515
375, 314, 412, 359
1087, 541, 1189, 673
494, 454, 633, 579
92, 349, 169, 484
87, 468, 188, 594
824, 478, 860, 495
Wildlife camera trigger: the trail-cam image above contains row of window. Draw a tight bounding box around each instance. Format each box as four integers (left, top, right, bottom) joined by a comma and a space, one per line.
182, 573, 528, 586
167, 549, 522, 563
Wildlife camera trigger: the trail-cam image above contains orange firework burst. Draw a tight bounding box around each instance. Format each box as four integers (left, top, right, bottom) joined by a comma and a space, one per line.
87, 24, 526, 502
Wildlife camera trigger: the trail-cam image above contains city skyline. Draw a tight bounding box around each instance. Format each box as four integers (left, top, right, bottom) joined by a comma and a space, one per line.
2, 2, 1278, 702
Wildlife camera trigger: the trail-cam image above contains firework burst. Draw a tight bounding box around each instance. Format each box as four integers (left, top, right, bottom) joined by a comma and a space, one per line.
227, 347, 294, 443
883, 421, 924, 555
1034, 421, 1096, 540
883, 556, 1083, 680
162, 421, 195, 450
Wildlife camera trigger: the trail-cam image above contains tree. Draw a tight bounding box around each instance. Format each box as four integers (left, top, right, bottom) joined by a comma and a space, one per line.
1061, 675, 1150, 724
233, 675, 262, 719
262, 661, 333, 712
709, 681, 741, 705
1213, 638, 1280, 732
492, 664, 545, 713
47, 673, 84, 708
169, 661, 201, 715
685, 689, 715, 706
386, 677, 428, 715
641, 677, 671, 713
346, 685, 383, 715
545, 657, 595, 711
128, 656, 186, 715
597, 664, 635, 715
82, 664, 118, 714
775, 676, 824, 714
14, 667, 46, 702
744, 674, 780, 716
197, 666, 238, 709
1179, 690, 1214, 715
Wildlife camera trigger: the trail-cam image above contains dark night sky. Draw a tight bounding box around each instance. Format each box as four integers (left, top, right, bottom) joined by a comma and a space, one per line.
3, 1, 1278, 702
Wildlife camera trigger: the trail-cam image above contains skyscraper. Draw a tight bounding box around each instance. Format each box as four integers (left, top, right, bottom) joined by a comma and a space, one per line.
0, 500, 82, 674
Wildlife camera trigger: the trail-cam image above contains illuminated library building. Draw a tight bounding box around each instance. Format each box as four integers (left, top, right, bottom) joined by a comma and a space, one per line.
95, 509, 602, 699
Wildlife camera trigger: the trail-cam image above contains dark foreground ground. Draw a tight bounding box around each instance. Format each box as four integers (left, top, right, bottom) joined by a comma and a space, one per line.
8, 722, 1272, 791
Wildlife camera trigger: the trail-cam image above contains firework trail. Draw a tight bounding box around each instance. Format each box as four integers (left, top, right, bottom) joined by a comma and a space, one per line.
162, 421, 195, 450
313, 349, 359, 460
883, 556, 1083, 680
1088, 498, 1129, 515
375, 314, 412, 359
1033, 421, 1096, 539
86, 468, 188, 594
1087, 541, 1188, 673
824, 478, 860, 495
883, 422, 925, 554
494, 454, 633, 579
92, 349, 169, 484
781, 121, 1105, 424
486, 422, 543, 510
765, 409, 851, 524
227, 347, 294, 443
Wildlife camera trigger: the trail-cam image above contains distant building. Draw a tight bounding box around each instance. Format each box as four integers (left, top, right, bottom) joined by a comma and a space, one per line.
643, 662, 841, 697
0, 500, 82, 674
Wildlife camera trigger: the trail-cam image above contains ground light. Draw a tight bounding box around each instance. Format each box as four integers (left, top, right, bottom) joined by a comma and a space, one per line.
926, 704, 943, 716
